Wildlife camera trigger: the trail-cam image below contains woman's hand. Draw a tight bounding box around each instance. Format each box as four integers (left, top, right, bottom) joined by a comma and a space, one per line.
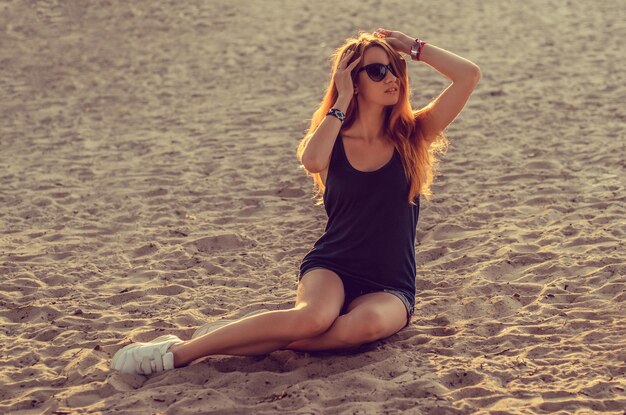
373, 28, 415, 55
333, 46, 362, 100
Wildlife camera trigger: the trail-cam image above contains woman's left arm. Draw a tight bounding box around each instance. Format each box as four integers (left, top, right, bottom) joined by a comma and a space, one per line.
375, 29, 481, 139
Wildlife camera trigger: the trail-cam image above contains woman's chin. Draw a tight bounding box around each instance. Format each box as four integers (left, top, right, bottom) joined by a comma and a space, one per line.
385, 97, 399, 105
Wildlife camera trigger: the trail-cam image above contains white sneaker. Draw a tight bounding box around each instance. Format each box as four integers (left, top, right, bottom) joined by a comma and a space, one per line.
192, 309, 268, 339
111, 334, 184, 375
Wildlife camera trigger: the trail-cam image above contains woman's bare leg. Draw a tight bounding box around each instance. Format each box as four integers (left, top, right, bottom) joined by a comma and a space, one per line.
207, 313, 356, 355
169, 269, 346, 367
169, 268, 344, 367
285, 314, 357, 351
170, 309, 310, 366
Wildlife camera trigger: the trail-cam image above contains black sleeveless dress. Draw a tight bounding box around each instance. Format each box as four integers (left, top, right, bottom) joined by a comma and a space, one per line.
298, 134, 420, 314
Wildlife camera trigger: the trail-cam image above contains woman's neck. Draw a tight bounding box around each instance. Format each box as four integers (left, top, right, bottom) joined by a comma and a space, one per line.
348, 104, 387, 145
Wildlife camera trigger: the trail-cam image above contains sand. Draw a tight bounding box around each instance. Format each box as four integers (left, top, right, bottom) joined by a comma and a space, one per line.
1, 0, 625, 414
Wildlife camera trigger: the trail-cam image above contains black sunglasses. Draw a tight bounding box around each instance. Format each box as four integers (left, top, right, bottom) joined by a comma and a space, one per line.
357, 61, 403, 82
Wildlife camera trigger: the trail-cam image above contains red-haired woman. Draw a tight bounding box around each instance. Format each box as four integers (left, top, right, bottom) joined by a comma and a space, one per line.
111, 28, 480, 375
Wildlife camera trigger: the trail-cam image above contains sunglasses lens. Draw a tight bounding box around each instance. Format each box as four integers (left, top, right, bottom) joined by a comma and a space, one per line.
388, 63, 400, 77
366, 64, 386, 81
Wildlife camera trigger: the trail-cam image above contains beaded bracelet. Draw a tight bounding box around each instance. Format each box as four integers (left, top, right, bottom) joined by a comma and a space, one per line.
326, 108, 345, 124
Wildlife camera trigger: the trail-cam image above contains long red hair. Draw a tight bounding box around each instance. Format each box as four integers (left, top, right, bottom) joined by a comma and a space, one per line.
296, 31, 448, 206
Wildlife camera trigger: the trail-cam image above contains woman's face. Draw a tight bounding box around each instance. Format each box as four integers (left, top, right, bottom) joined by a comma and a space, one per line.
355, 46, 401, 107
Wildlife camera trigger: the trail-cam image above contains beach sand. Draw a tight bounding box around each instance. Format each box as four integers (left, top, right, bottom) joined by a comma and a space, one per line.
1, 0, 625, 413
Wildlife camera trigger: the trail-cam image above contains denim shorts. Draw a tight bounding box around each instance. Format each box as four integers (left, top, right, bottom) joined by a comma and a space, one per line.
299, 267, 415, 328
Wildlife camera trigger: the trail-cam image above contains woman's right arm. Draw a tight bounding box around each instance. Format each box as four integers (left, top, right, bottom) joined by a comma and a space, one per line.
301, 96, 351, 173
301, 48, 361, 173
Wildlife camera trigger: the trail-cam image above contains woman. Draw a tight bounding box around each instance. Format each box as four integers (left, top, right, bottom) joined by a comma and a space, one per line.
111, 28, 480, 375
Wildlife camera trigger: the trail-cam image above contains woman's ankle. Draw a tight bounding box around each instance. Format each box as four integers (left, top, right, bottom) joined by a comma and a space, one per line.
168, 341, 188, 368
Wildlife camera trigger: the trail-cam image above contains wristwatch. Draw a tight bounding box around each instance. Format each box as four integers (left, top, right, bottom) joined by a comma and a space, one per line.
410, 38, 426, 61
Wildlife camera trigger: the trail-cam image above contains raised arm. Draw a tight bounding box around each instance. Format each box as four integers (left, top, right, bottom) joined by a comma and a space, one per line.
410, 42, 481, 141
374, 28, 481, 143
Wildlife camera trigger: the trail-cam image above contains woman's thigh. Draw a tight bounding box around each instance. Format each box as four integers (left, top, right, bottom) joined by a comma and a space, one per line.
295, 267, 345, 325
342, 280, 414, 328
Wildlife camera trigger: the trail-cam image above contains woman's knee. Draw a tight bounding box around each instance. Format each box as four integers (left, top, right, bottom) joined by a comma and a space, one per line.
291, 307, 338, 338
345, 302, 408, 345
